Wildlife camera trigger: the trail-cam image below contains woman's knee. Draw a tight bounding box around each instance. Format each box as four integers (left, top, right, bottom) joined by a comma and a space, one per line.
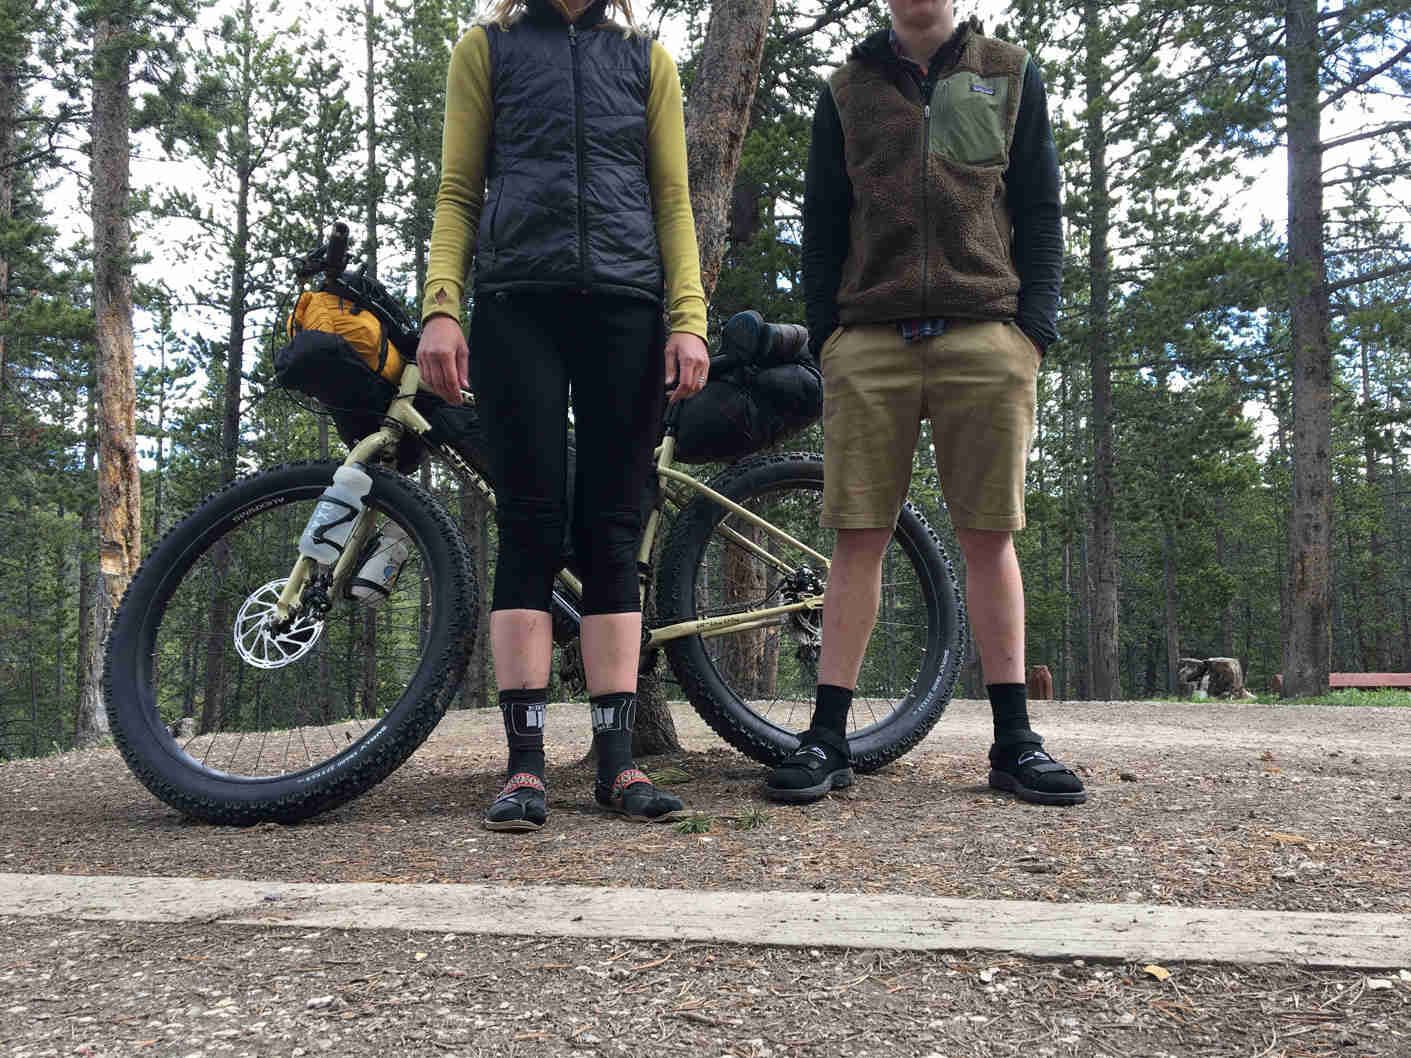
576, 505, 643, 615
493, 495, 567, 611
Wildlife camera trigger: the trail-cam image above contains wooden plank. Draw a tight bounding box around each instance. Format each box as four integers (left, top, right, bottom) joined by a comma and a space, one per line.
1272, 672, 1411, 689
1, 873, 1407, 970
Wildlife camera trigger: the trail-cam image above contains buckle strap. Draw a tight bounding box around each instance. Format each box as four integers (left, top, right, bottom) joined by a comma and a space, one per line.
1012, 749, 1075, 777
610, 768, 651, 799
499, 772, 546, 796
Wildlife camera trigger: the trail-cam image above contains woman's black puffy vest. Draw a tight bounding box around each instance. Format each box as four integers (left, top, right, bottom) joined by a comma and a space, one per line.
475, 0, 663, 303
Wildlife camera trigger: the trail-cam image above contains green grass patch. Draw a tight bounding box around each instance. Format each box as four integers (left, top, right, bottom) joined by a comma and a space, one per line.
732, 804, 771, 831
1253, 688, 1411, 708
674, 813, 712, 834
646, 764, 693, 785
1153, 689, 1411, 708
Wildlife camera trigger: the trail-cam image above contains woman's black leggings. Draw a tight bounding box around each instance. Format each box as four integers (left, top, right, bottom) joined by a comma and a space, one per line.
469, 291, 665, 616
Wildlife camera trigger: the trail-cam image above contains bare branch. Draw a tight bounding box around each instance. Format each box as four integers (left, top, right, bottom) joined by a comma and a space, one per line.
1321, 42, 1411, 108
1322, 164, 1409, 187
1327, 262, 1411, 294
778, 0, 873, 46
1322, 120, 1411, 152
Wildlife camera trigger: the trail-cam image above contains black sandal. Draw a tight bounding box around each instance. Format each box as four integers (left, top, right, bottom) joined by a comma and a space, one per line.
484, 772, 548, 832
988, 732, 1086, 806
764, 728, 853, 803
594, 768, 688, 823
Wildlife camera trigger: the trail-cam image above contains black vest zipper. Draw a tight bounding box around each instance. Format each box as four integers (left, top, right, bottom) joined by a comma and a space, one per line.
569, 23, 590, 290
921, 82, 935, 319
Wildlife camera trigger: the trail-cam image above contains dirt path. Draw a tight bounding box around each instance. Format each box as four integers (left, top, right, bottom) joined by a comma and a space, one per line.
2, 699, 1407, 914
3, 917, 1410, 1058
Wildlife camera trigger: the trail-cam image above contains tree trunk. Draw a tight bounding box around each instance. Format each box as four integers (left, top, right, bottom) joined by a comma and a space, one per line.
1360, 332, 1387, 669
1281, 0, 1332, 697
632, 535, 682, 756
0, 27, 15, 435
75, 374, 99, 742
361, 610, 378, 718
1084, 0, 1120, 700
1214, 503, 1234, 656
1163, 521, 1179, 693
54, 500, 67, 733
718, 525, 770, 697
460, 484, 490, 708
1343, 521, 1368, 670
220, 11, 253, 486
626, 0, 773, 755
83, 8, 142, 748
364, 0, 379, 277
1060, 365, 1074, 698
153, 324, 168, 538
683, 0, 774, 299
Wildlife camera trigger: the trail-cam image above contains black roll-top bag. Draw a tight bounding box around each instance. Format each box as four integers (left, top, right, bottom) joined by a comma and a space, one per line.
674, 310, 823, 465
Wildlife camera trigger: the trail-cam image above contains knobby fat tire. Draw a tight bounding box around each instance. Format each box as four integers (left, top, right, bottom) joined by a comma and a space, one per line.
104, 461, 476, 825
657, 452, 966, 772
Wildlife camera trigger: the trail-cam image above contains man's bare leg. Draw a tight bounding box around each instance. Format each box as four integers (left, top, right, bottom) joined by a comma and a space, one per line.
955, 527, 1085, 805
766, 526, 892, 801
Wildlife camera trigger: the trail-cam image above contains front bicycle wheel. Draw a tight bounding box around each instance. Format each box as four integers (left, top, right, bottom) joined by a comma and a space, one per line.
657, 452, 965, 772
104, 461, 476, 824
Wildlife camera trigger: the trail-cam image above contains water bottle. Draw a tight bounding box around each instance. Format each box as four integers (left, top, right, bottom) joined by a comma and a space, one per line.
298, 464, 373, 564
349, 520, 412, 602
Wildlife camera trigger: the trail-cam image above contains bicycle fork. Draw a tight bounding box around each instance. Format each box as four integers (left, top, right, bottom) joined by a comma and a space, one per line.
273, 367, 439, 627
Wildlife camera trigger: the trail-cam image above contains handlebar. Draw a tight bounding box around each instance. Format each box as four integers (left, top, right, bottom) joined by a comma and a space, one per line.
326, 222, 349, 277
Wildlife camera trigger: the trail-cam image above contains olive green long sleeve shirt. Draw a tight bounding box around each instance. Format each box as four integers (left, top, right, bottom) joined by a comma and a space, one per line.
422, 26, 708, 339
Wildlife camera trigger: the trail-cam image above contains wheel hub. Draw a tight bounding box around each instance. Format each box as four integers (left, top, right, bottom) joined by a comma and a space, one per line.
784, 566, 824, 666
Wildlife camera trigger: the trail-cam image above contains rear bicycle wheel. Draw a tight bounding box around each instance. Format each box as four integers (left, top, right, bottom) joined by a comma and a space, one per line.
104, 461, 476, 824
657, 452, 965, 772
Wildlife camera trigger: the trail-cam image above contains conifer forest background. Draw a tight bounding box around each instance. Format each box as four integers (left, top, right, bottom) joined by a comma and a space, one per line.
2, 0, 1408, 759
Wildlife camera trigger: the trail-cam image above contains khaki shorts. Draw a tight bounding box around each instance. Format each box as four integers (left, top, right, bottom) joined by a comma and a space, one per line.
820, 320, 1038, 531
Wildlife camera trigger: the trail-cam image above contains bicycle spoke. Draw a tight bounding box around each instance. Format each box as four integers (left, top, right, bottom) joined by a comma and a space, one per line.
686, 473, 936, 737
147, 497, 434, 779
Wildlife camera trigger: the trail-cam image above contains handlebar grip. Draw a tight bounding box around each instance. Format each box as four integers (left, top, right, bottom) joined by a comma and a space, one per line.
327, 222, 350, 276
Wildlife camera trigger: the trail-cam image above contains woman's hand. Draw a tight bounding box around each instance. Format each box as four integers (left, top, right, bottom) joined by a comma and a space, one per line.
665, 330, 709, 404
417, 314, 470, 405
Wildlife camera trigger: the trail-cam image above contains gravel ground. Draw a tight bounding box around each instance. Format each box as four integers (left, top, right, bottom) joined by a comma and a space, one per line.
2, 698, 1407, 914
2, 918, 1409, 1058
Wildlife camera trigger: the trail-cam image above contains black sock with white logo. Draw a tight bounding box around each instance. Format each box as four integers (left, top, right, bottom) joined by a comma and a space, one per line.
589, 692, 636, 787
499, 688, 547, 779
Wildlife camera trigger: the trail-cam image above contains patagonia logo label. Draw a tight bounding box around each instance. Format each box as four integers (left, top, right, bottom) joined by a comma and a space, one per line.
970, 82, 997, 95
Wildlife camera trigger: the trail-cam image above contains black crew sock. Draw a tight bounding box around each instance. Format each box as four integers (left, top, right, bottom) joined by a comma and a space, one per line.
811, 684, 854, 739
589, 692, 637, 786
499, 688, 547, 778
988, 682, 1033, 741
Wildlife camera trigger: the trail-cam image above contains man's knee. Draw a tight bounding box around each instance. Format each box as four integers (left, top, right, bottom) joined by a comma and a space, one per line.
833, 525, 894, 564
955, 526, 1014, 558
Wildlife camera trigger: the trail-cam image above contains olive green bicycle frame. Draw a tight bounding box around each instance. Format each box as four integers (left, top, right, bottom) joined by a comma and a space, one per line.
274, 364, 828, 644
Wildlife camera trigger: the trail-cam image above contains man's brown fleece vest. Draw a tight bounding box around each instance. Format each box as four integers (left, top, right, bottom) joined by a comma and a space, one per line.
830, 33, 1029, 324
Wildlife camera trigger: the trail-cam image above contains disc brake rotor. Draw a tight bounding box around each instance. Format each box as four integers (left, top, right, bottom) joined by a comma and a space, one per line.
232, 579, 325, 669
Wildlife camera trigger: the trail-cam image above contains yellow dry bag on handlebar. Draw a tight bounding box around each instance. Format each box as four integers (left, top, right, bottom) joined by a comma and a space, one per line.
287, 290, 404, 382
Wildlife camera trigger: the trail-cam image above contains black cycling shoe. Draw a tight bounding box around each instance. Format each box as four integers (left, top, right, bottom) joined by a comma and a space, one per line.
594, 768, 688, 823
988, 731, 1086, 806
765, 728, 853, 803
484, 772, 548, 832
